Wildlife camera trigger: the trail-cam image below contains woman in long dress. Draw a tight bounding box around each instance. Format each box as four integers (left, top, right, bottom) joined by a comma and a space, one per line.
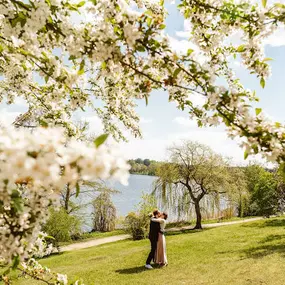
151, 212, 168, 266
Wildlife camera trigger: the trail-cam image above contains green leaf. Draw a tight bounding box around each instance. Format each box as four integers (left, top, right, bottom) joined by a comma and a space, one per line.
255, 108, 262, 116
94, 134, 109, 148
76, 182, 80, 198
45, 235, 55, 240
77, 1, 85, 7
252, 144, 258, 154
137, 46, 145, 52
275, 3, 285, 8
187, 49, 194, 56
101, 61, 107, 70
78, 60, 85, 75
173, 68, 181, 78
244, 150, 249, 160
159, 24, 166, 30
145, 95, 148, 106
12, 255, 20, 270
236, 45, 246, 52
262, 0, 267, 8
264, 57, 273, 61
146, 18, 152, 27
260, 77, 265, 88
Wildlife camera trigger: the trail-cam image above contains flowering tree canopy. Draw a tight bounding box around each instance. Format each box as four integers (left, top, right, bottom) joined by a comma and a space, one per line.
1, 0, 285, 160
1, 0, 285, 283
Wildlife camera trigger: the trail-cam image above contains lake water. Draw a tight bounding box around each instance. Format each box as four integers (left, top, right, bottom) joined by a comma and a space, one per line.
76, 174, 232, 231
77, 174, 157, 231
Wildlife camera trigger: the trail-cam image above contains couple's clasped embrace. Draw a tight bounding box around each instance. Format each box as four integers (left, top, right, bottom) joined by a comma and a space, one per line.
145, 209, 168, 269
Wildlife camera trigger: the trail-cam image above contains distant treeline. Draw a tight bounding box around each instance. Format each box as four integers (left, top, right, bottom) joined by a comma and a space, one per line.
128, 158, 162, 176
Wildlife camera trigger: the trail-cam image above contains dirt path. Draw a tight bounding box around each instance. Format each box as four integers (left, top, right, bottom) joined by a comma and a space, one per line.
60, 217, 264, 252
61, 234, 131, 252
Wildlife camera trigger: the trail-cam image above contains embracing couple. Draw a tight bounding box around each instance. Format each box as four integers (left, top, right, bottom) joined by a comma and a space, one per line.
145, 209, 168, 269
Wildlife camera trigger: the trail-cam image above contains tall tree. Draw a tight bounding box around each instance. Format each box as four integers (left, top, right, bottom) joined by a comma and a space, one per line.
155, 141, 231, 229
244, 164, 281, 216
227, 167, 249, 218
92, 191, 116, 232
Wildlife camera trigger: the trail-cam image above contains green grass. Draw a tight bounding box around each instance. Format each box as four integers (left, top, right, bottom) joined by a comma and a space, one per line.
58, 230, 125, 246
166, 216, 258, 228
202, 216, 258, 224
10, 217, 285, 285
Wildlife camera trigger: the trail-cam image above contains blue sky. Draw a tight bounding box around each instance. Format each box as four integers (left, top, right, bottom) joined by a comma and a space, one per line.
1, 0, 285, 164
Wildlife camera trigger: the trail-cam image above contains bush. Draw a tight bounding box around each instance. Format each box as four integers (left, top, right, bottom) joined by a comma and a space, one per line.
124, 194, 157, 240
42, 207, 82, 244
124, 212, 145, 240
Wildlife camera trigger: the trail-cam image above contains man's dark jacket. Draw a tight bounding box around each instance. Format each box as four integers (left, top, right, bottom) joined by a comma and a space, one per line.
148, 219, 160, 241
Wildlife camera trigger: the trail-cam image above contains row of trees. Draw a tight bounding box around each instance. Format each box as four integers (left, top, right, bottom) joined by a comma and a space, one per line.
43, 141, 285, 243
128, 159, 162, 176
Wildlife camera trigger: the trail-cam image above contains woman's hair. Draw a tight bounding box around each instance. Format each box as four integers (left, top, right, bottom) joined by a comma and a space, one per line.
153, 209, 159, 216
162, 212, 168, 220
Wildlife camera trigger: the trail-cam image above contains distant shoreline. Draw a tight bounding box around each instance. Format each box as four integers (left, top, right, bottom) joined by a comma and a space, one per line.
129, 172, 157, 177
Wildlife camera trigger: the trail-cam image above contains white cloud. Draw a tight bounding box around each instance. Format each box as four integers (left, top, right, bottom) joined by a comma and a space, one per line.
176, 20, 191, 39
81, 115, 104, 134
264, 26, 285, 47
173, 116, 197, 128
168, 35, 197, 54
0, 108, 21, 125
140, 117, 153, 124
118, 124, 252, 165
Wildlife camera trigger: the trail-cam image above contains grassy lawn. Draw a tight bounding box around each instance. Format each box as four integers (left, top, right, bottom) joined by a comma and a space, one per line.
202, 216, 258, 224
165, 216, 258, 229
58, 230, 125, 246
10, 217, 285, 285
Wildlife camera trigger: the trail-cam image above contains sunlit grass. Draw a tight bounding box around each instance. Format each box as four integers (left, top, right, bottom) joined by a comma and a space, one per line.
11, 217, 285, 285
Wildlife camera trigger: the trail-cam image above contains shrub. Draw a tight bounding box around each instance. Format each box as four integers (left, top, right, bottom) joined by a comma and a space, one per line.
124, 212, 145, 240
42, 207, 82, 244
124, 194, 157, 240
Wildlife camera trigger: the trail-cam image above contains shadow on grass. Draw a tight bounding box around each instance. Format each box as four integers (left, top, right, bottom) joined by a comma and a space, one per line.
241, 243, 285, 259
242, 218, 285, 229
260, 234, 285, 244
115, 266, 149, 274
166, 227, 212, 237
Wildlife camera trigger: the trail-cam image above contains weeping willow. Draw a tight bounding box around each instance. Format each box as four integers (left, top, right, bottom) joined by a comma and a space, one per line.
152, 179, 232, 222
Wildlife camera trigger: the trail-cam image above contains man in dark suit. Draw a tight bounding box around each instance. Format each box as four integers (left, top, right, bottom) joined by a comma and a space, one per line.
145, 209, 160, 269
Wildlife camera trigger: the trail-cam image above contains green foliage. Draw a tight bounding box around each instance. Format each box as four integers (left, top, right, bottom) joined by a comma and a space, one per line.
124, 212, 145, 240
92, 192, 116, 232
244, 165, 281, 216
227, 167, 249, 218
124, 194, 157, 240
128, 158, 162, 176
42, 207, 82, 243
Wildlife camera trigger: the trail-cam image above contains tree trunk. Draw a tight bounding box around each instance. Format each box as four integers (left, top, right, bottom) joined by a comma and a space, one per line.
64, 183, 71, 212
194, 201, 202, 229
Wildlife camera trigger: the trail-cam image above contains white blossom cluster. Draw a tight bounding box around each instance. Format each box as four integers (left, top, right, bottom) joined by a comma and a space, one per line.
30, 232, 54, 259
21, 258, 84, 285
0, 125, 129, 264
